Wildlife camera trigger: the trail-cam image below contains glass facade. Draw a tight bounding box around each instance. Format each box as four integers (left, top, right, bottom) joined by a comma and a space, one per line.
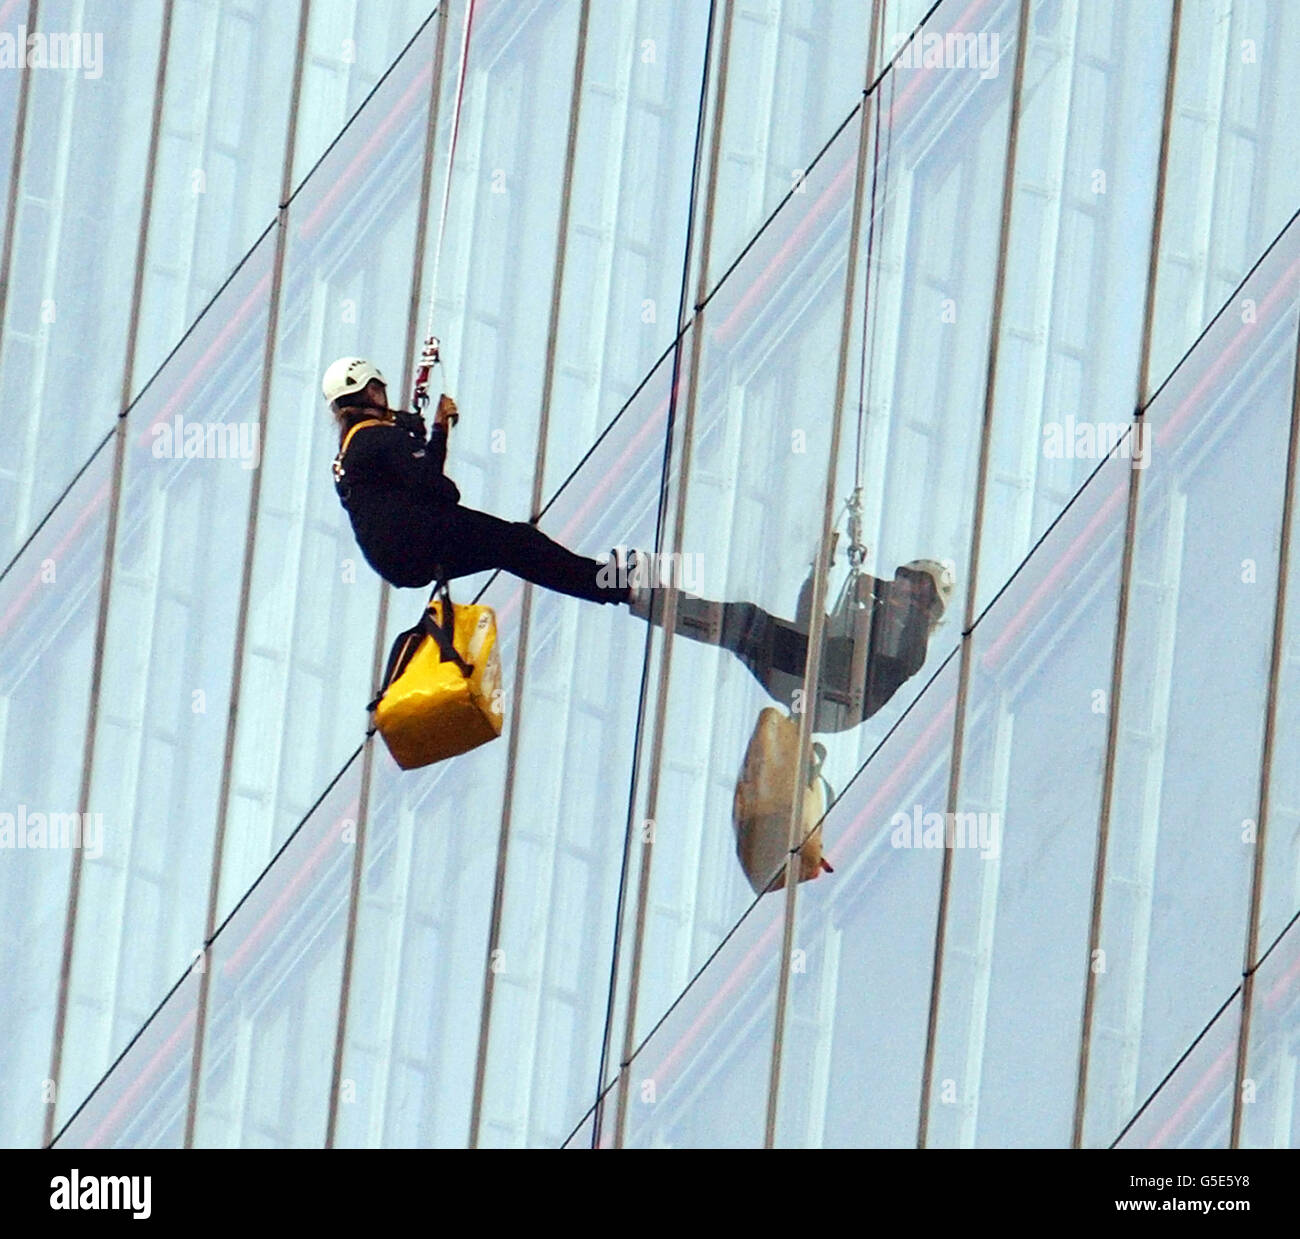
2, 0, 1299, 1149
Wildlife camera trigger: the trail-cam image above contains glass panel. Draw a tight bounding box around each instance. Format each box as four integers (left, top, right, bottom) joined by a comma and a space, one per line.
329, 743, 502, 1148
621, 902, 779, 1149
0, 0, 164, 558
0, 440, 113, 1147
1150, 0, 1300, 389
1260, 401, 1300, 950
50, 968, 200, 1150
0, 0, 22, 221
705, 0, 870, 287
1239, 915, 1300, 1148
1081, 214, 1300, 1147
54, 226, 275, 1129
473, 355, 671, 1147
132, 0, 297, 386
884, 0, 944, 49
543, 0, 712, 494
774, 653, 957, 1147
562, 1106, 596, 1149
410, 0, 582, 514
54, 759, 365, 1150
926, 448, 1125, 1147
293, 0, 434, 187
190, 759, 362, 1146
977, 0, 1173, 610
216, 17, 437, 914
1112, 992, 1238, 1149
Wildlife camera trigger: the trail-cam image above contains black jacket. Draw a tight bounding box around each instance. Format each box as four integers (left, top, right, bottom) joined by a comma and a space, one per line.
332, 410, 461, 587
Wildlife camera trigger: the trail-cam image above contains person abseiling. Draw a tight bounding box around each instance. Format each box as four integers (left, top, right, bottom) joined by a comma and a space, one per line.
325, 356, 633, 605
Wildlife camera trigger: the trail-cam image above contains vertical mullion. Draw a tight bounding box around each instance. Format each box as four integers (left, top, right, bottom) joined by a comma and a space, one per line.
325, 0, 452, 1150
1071, 0, 1182, 1150
465, 0, 592, 1150
762, 0, 885, 1151
607, 0, 729, 1150
914, 0, 1032, 1149
525, 0, 590, 525
1229, 301, 1300, 1148
41, 0, 173, 1149
182, 0, 313, 1150
0, 0, 37, 363
587, 0, 664, 1147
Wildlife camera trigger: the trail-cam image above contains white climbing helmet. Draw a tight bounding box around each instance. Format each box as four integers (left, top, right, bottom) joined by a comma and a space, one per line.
322, 357, 386, 404
903, 558, 956, 634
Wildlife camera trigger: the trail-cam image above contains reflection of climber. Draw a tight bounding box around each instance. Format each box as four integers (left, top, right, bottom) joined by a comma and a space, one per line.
629, 558, 954, 732
325, 357, 633, 603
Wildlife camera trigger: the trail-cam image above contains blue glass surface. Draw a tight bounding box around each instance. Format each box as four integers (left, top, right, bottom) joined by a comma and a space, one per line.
9, 0, 1300, 1151
926, 448, 1124, 1147
543, 0, 712, 494
57, 226, 275, 1129
0, 439, 112, 1146
1112, 990, 1237, 1149
1150, 0, 1300, 389
773, 653, 957, 1147
0, 0, 163, 557
191, 757, 363, 1146
976, 0, 1172, 609
1239, 913, 1300, 1148
1082, 213, 1300, 1147
132, 0, 298, 386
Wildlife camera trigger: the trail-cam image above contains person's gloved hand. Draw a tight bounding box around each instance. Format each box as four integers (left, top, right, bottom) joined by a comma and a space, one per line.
392, 409, 428, 443
435, 393, 459, 431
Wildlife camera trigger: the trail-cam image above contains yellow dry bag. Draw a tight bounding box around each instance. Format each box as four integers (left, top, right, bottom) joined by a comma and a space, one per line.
371, 583, 503, 769
732, 707, 834, 894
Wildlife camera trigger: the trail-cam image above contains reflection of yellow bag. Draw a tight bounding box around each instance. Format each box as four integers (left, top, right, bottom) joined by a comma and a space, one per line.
372, 590, 503, 769
732, 707, 833, 895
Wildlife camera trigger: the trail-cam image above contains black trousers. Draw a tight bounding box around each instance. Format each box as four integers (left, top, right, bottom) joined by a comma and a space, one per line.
419, 504, 625, 604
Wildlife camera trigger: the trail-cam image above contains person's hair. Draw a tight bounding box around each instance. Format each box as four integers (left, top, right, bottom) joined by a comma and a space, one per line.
331, 385, 378, 435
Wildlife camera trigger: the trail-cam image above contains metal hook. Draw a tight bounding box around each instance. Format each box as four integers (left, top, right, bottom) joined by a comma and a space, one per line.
846, 486, 868, 570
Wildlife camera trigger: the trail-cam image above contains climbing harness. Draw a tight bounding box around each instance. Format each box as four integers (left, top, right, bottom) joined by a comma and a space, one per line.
331, 415, 386, 507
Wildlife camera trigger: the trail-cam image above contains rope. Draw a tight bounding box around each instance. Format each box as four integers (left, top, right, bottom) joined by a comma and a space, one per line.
846, 0, 897, 571
412, 0, 477, 411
